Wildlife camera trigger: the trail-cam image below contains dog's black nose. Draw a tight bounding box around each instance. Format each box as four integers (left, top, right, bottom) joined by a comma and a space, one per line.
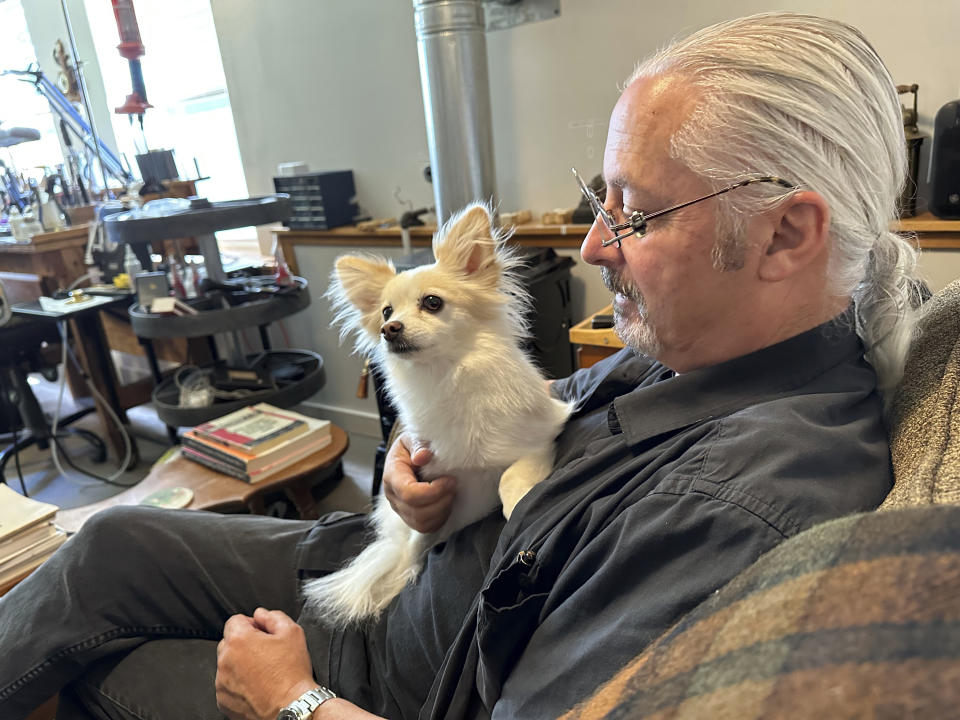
381, 320, 404, 341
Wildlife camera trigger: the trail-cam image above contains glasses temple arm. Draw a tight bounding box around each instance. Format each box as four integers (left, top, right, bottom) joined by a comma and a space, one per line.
640, 181, 751, 224
606, 177, 795, 234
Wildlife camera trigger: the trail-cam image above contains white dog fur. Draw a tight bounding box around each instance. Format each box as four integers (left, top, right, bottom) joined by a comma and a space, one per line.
303, 203, 572, 627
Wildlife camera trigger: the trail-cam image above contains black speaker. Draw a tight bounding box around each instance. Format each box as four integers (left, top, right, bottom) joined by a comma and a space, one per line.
930, 100, 960, 219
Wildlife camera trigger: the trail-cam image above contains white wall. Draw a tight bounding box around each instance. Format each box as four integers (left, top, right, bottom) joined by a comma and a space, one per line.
208, 0, 431, 213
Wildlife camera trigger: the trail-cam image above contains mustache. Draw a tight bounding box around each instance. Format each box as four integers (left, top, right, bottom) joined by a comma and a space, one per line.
601, 267, 643, 303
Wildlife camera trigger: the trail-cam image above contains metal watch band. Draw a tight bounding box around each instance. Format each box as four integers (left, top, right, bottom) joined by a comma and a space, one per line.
279, 686, 337, 719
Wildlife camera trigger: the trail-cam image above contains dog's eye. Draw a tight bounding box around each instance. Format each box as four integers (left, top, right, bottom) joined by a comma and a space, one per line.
382, 305, 393, 320
420, 295, 444, 313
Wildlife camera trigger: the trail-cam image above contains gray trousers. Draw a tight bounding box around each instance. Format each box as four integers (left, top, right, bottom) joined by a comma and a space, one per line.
0, 505, 327, 720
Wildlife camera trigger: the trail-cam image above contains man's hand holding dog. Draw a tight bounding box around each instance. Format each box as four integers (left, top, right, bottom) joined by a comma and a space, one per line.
384, 434, 456, 533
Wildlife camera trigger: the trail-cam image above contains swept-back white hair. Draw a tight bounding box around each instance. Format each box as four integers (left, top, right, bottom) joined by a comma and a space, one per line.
628, 12, 921, 397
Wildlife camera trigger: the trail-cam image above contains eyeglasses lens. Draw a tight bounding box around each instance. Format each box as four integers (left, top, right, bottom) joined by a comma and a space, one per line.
573, 168, 614, 235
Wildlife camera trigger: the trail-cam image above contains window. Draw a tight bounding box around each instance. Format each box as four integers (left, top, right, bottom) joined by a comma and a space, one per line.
0, 1, 63, 175
83, 0, 257, 256
2, 0, 258, 256
83, 1, 244, 196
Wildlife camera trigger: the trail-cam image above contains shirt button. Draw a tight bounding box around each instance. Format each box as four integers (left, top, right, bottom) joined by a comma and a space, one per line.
517, 550, 537, 566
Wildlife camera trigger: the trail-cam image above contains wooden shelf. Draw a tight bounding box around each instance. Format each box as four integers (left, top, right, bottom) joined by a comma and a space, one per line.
275, 212, 960, 274
275, 223, 592, 275
0, 224, 90, 255
896, 212, 960, 233
895, 212, 960, 249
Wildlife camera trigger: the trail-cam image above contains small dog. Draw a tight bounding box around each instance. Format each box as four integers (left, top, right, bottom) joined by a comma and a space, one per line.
304, 203, 572, 626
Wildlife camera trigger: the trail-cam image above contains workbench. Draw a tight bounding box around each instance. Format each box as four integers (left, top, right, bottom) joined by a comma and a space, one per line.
273, 212, 960, 275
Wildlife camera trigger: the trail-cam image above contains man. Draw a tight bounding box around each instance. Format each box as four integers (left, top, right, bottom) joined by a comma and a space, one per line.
0, 12, 919, 720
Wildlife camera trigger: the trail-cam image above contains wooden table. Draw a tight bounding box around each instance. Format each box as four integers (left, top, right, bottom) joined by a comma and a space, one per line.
56, 425, 349, 534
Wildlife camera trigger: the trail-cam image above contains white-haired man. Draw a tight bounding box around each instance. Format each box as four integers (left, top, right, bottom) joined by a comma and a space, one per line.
0, 12, 920, 720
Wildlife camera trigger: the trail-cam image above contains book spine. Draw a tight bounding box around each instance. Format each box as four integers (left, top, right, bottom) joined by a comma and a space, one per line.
181, 447, 252, 482
181, 437, 248, 471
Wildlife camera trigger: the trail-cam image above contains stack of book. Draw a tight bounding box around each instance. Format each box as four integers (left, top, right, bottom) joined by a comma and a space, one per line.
181, 403, 332, 483
0, 485, 68, 591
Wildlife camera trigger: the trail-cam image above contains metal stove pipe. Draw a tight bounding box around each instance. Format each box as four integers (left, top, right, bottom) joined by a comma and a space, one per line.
413, 0, 497, 224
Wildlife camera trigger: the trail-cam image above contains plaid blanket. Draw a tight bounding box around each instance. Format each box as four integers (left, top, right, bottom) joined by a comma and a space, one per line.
560, 505, 960, 719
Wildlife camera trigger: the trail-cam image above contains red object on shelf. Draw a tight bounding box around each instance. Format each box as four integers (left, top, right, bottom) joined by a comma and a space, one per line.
115, 92, 151, 115
111, 0, 153, 115
111, 0, 145, 60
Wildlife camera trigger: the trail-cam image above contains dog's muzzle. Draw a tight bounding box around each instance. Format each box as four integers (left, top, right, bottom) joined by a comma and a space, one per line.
381, 320, 404, 341
381, 321, 418, 354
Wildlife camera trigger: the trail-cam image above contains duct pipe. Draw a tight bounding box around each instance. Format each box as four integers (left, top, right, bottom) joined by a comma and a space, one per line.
413, 0, 497, 224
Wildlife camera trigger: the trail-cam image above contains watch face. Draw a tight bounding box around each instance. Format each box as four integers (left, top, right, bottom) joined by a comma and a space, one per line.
276, 710, 298, 720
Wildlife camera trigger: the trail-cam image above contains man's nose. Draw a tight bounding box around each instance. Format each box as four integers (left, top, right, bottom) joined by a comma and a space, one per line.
580, 218, 621, 267
381, 320, 404, 341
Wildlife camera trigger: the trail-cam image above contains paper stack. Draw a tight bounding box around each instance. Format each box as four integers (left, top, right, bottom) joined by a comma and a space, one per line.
0, 484, 68, 591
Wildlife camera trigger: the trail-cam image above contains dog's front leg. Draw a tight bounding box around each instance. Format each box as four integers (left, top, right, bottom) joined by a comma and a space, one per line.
498, 446, 556, 519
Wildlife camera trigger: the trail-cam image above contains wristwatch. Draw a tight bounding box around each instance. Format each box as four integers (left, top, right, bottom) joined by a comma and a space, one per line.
276, 686, 337, 720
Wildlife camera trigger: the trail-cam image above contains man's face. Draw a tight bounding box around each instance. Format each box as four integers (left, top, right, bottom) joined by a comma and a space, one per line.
581, 75, 764, 372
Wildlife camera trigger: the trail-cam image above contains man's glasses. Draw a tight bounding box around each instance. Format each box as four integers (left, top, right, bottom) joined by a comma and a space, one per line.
572, 168, 796, 248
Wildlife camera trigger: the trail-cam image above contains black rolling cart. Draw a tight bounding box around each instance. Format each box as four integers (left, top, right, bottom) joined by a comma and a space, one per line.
104, 195, 326, 441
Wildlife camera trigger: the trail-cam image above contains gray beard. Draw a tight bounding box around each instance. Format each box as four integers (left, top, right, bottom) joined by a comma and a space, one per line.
601, 267, 662, 357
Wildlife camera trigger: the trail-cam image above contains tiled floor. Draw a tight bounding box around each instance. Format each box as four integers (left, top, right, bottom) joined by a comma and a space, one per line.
1, 368, 378, 516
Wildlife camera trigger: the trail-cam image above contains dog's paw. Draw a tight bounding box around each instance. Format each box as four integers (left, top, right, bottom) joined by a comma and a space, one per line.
499, 448, 556, 519
499, 466, 524, 520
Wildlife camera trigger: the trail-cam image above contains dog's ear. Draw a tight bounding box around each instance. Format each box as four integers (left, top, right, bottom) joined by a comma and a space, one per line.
433, 204, 498, 278
332, 255, 395, 314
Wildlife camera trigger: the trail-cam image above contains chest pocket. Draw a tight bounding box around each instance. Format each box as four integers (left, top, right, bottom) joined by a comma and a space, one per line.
475, 548, 551, 708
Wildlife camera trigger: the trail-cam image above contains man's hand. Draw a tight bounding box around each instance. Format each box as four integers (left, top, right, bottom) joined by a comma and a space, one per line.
216, 608, 316, 720
382, 433, 456, 533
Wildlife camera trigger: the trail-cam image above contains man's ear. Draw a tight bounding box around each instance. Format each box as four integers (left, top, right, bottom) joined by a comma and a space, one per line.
433, 204, 498, 277
332, 255, 395, 314
757, 191, 831, 282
